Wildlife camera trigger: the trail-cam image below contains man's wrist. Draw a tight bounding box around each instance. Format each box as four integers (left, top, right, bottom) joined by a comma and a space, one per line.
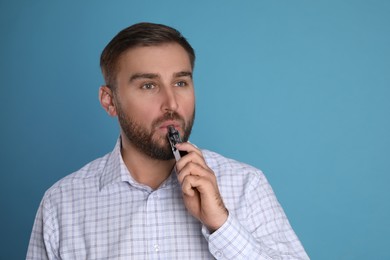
207, 208, 229, 233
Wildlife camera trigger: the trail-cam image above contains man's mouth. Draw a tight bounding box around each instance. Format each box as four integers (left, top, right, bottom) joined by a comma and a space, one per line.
159, 120, 181, 130
152, 111, 185, 134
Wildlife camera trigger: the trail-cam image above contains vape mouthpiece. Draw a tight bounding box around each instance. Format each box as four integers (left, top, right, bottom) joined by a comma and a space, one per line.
167, 125, 181, 145
167, 125, 186, 161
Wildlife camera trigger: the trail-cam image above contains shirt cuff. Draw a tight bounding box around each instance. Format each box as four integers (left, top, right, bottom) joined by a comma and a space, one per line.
202, 213, 256, 259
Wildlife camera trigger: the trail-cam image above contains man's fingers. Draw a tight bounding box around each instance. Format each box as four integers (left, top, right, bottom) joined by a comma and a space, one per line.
176, 162, 214, 184
181, 174, 212, 196
180, 172, 217, 196
181, 175, 200, 196
176, 142, 203, 158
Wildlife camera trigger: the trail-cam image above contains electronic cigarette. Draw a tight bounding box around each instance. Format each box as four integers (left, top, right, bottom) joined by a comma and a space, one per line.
167, 125, 187, 161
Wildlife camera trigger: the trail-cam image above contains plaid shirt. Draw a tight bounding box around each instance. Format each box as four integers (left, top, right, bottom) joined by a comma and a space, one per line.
27, 139, 308, 259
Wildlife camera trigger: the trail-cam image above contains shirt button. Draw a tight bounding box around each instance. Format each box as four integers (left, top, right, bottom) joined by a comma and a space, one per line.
153, 193, 159, 199
215, 250, 223, 258
154, 244, 159, 252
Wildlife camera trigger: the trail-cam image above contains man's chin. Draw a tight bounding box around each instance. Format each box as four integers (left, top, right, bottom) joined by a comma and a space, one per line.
149, 147, 174, 161
149, 139, 174, 160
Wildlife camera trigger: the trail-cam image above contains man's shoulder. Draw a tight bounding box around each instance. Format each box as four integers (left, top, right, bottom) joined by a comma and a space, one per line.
201, 149, 264, 177
43, 152, 111, 198
201, 149, 270, 198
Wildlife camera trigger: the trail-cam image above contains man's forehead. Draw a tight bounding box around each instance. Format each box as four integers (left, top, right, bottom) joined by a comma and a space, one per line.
122, 43, 189, 58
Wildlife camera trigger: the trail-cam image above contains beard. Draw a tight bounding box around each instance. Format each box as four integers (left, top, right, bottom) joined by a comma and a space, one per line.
116, 103, 195, 160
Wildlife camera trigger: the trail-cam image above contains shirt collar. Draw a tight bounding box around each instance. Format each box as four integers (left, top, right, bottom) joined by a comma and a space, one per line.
99, 138, 127, 191
99, 137, 178, 192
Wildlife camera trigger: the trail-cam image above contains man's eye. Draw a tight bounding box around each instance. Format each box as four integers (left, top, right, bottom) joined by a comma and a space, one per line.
175, 81, 187, 87
142, 83, 156, 89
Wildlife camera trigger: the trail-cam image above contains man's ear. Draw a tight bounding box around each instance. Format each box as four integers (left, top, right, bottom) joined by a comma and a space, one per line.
99, 86, 117, 116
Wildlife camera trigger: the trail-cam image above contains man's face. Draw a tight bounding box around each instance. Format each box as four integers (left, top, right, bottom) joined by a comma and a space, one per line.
113, 43, 195, 160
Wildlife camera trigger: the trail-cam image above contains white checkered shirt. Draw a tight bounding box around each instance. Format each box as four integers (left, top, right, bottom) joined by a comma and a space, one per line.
27, 139, 309, 259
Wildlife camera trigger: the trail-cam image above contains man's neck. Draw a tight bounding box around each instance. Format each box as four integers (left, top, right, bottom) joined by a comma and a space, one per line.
120, 136, 176, 190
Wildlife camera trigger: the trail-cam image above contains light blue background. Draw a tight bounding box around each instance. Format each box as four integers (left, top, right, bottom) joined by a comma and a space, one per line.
1, 1, 389, 259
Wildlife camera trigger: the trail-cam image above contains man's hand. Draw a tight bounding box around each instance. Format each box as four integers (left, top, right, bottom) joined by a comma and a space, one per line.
175, 142, 228, 232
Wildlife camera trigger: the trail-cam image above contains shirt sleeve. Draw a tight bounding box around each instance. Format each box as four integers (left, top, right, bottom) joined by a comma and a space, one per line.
26, 193, 59, 260
203, 170, 309, 260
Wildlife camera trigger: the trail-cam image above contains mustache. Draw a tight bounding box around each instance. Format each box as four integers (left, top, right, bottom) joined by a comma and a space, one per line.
152, 111, 185, 128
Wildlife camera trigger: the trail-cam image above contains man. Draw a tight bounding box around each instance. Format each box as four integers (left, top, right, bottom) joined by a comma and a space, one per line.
27, 22, 309, 259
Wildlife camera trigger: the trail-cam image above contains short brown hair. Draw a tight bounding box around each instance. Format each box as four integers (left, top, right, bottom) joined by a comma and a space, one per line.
100, 22, 195, 89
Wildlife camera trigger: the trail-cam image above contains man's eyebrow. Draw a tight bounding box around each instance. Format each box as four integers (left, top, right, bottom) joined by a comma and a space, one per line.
174, 71, 192, 78
129, 71, 192, 82
129, 73, 159, 82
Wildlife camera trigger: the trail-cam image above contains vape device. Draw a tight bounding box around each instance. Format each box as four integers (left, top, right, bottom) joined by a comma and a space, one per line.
167, 125, 187, 161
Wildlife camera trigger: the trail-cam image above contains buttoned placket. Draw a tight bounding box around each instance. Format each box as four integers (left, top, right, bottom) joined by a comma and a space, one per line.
146, 189, 162, 259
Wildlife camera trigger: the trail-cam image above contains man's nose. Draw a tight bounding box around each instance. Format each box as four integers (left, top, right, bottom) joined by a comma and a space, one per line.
161, 86, 178, 113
